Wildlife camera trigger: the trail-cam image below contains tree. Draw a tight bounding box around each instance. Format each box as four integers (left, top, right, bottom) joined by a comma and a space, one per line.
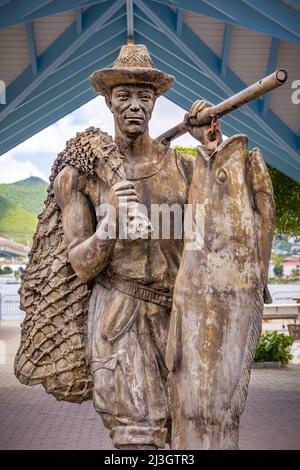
273, 264, 283, 277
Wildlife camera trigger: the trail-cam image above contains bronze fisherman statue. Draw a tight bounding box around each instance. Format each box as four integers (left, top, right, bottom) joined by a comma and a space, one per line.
15, 44, 276, 450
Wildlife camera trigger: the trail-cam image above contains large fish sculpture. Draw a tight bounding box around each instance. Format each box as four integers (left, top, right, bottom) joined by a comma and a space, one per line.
166, 135, 275, 450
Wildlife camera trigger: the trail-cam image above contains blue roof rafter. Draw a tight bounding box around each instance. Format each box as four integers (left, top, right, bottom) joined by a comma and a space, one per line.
2, 13, 126, 123
0, 88, 96, 155
0, 31, 126, 139
0, 46, 126, 155
0, 0, 54, 27
176, 9, 183, 36
134, 29, 300, 176
134, 10, 297, 160
262, 37, 281, 118
155, 0, 235, 23
0, 0, 124, 123
220, 24, 232, 80
241, 0, 300, 39
0, 0, 11, 7
153, 0, 300, 44
76, 8, 82, 35
126, 0, 134, 42
0, 0, 109, 27
1, 84, 95, 152
135, 0, 300, 164
26, 22, 38, 76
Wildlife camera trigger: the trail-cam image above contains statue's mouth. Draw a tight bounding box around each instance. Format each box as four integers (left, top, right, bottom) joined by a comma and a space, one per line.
125, 116, 144, 122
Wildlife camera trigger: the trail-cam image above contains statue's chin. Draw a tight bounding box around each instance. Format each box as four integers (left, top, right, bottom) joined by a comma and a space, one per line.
122, 123, 147, 138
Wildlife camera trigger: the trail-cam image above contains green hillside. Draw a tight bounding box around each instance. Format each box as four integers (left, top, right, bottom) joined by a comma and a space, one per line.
0, 177, 48, 245
0, 196, 37, 245
0, 176, 48, 216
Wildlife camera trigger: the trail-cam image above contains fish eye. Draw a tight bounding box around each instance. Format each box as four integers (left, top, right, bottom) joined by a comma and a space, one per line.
216, 168, 227, 183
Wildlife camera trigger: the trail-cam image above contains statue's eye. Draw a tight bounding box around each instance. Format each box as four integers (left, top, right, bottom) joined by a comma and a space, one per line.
140, 94, 150, 101
216, 168, 227, 183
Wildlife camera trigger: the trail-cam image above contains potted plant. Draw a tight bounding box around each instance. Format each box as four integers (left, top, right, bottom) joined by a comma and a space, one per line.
253, 330, 294, 368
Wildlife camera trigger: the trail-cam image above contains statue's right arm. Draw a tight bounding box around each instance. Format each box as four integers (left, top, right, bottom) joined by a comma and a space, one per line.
54, 167, 116, 282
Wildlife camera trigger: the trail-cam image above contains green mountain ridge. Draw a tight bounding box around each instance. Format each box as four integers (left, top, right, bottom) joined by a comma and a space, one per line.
0, 176, 48, 216
0, 177, 48, 245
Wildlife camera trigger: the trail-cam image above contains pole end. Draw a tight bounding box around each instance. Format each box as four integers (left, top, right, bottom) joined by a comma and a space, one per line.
276, 69, 288, 84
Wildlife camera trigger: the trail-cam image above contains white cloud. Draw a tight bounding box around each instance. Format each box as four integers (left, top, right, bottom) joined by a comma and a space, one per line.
0, 154, 47, 184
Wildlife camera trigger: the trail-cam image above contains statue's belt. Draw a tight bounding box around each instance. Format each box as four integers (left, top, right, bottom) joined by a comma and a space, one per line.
97, 272, 173, 308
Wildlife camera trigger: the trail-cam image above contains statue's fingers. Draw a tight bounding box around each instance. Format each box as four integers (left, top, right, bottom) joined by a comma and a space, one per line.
112, 180, 135, 191
115, 189, 137, 197
189, 100, 203, 117
119, 195, 138, 203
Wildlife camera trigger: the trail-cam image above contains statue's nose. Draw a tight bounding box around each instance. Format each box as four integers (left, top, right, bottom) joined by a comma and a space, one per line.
130, 98, 140, 112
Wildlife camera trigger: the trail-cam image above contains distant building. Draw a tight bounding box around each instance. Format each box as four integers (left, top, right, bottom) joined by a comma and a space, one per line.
0, 237, 29, 272
291, 242, 300, 255
268, 257, 300, 278
281, 257, 300, 277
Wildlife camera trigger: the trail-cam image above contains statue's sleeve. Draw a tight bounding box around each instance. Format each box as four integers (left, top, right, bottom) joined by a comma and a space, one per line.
54, 166, 116, 282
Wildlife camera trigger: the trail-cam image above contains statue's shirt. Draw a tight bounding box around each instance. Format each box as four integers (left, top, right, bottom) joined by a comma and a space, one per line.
81, 144, 194, 293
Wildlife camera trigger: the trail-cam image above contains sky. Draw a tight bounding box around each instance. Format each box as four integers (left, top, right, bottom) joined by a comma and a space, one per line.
0, 95, 199, 184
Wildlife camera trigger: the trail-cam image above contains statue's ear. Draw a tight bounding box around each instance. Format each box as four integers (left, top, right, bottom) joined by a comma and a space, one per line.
105, 95, 112, 111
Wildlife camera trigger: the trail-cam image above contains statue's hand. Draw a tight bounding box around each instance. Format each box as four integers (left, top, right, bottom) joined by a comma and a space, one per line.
107, 180, 138, 211
185, 100, 221, 145
107, 180, 152, 240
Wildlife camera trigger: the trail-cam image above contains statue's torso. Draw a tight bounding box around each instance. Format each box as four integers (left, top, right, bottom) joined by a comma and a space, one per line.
80, 145, 194, 292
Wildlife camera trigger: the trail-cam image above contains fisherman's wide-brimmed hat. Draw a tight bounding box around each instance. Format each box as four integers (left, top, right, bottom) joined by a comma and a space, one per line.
89, 44, 175, 97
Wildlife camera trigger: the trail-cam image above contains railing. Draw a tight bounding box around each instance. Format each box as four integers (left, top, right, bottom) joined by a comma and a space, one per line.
0, 294, 24, 320
271, 290, 300, 304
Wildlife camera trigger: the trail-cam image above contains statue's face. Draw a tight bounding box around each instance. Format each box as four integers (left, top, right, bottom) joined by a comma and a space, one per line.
109, 84, 155, 137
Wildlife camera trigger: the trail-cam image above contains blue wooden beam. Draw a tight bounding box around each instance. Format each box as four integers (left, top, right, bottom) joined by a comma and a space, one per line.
0, 0, 124, 122
0, 0, 109, 27
0, 40, 125, 155
152, 0, 300, 44
262, 37, 280, 118
76, 8, 82, 35
135, 0, 300, 163
9, 12, 126, 115
26, 22, 38, 76
0, 0, 12, 7
0, 27, 126, 136
134, 17, 294, 162
133, 26, 300, 175
176, 9, 182, 36
0, 0, 54, 26
0, 88, 96, 157
220, 23, 232, 80
126, 0, 134, 42
241, 0, 300, 40
153, 0, 236, 23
